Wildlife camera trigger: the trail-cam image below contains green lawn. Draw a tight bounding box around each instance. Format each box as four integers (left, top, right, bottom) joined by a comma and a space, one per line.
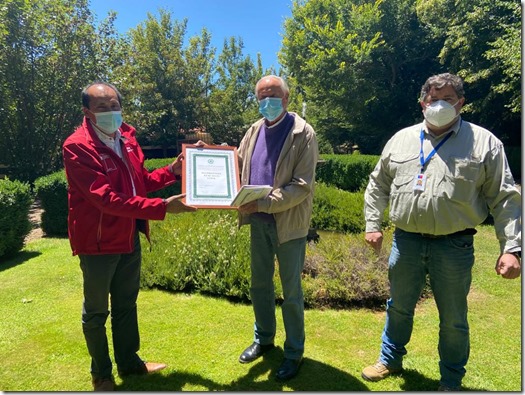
0, 225, 521, 391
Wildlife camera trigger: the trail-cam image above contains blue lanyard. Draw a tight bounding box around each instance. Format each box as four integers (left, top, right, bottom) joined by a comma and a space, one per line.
419, 129, 453, 172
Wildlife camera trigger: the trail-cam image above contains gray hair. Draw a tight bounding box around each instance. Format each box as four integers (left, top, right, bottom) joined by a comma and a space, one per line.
255, 75, 290, 97
420, 73, 465, 101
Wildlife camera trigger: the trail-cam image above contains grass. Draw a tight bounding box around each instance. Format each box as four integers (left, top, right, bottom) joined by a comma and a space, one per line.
0, 225, 521, 391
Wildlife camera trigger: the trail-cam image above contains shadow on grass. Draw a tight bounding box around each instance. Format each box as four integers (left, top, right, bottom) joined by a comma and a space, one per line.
398, 369, 486, 392
0, 250, 41, 273
117, 356, 490, 391
118, 347, 369, 391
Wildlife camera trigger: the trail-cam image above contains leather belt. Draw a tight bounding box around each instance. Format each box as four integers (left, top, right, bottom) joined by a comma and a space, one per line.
419, 228, 477, 238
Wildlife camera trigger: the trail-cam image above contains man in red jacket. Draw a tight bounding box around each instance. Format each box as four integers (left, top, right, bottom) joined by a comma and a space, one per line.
63, 81, 196, 391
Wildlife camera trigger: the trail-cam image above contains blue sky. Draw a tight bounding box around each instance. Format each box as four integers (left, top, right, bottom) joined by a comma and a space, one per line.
89, 0, 294, 71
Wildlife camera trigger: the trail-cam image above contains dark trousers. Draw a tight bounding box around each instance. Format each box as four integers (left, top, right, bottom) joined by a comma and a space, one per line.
79, 232, 143, 379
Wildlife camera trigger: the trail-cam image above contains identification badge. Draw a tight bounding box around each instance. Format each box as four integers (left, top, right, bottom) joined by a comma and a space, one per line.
413, 173, 426, 191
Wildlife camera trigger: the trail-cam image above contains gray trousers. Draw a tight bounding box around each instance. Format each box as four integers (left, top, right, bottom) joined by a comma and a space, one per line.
79, 232, 144, 379
249, 216, 306, 360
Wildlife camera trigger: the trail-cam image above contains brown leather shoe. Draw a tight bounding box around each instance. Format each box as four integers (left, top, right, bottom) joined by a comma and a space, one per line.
118, 361, 167, 377
92, 377, 115, 391
144, 362, 167, 374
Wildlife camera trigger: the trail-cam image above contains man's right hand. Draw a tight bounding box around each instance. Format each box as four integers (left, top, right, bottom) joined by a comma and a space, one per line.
165, 194, 197, 214
365, 231, 383, 254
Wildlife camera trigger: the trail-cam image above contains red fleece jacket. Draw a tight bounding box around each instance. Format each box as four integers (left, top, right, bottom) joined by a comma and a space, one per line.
63, 118, 176, 255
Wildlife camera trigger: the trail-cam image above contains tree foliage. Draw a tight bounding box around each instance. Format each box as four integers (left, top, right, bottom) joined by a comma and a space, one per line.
113, 12, 201, 147
206, 37, 263, 146
281, 0, 386, 152
112, 10, 263, 148
0, 0, 120, 182
0, 0, 519, 182
416, 0, 521, 145
281, 0, 521, 153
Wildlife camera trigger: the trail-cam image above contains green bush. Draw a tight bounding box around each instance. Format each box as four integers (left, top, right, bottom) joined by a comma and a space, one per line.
142, 209, 251, 299
312, 182, 389, 234
0, 178, 32, 258
144, 158, 182, 198
32, 160, 395, 306
33, 171, 68, 236
142, 208, 391, 308
303, 231, 390, 308
317, 154, 379, 192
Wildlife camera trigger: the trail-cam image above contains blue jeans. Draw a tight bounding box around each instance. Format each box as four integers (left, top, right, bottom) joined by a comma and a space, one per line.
249, 215, 306, 360
79, 232, 144, 379
379, 228, 474, 389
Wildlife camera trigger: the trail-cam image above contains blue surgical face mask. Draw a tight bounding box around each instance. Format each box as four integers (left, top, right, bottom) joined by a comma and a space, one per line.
258, 97, 284, 122
94, 111, 123, 135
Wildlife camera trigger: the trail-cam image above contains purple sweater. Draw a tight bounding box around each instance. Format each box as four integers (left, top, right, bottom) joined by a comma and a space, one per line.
250, 113, 294, 186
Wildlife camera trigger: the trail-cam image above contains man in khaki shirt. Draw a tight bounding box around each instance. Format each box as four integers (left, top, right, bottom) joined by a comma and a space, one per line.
361, 73, 521, 391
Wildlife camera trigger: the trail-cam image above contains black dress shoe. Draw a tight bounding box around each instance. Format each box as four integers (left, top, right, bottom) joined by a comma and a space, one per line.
275, 357, 303, 381
238, 342, 274, 363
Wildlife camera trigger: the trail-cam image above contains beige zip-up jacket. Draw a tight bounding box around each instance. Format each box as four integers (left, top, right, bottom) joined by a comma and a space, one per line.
238, 112, 319, 244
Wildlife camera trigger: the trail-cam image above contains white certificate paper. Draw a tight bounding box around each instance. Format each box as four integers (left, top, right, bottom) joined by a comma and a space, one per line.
182, 145, 240, 208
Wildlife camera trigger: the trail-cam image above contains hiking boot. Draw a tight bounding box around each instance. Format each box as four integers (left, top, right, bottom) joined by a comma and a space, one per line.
361, 361, 402, 382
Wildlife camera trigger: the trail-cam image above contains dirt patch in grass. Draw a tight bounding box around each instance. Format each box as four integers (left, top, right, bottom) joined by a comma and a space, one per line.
25, 200, 44, 243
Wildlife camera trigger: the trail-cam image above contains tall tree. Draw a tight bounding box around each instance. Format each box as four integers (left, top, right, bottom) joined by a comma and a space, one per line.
113, 10, 215, 150
206, 37, 262, 146
356, 0, 443, 150
416, 0, 521, 145
281, 0, 385, 153
0, 0, 119, 182
281, 0, 519, 154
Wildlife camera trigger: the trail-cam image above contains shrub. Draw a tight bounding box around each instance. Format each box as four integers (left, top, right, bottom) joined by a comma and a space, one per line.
142, 209, 392, 308
33, 171, 68, 236
316, 154, 379, 192
141, 209, 251, 299
144, 158, 182, 198
312, 182, 389, 234
303, 231, 391, 308
0, 178, 32, 258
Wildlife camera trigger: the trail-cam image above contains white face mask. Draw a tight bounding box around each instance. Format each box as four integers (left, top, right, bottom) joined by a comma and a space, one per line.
423, 100, 459, 128
94, 111, 123, 135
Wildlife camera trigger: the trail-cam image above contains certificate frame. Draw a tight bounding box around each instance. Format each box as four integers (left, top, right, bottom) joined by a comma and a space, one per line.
182, 144, 240, 209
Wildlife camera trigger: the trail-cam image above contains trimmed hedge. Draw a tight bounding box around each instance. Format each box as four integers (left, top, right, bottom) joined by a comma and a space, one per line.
0, 178, 32, 258
312, 182, 389, 234
31, 156, 393, 306
34, 171, 69, 236
316, 154, 379, 192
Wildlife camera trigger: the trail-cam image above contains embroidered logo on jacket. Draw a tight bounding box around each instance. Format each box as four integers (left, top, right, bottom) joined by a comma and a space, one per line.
100, 154, 117, 172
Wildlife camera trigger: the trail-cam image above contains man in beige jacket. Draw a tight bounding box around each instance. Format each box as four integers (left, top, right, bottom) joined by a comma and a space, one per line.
236, 75, 318, 381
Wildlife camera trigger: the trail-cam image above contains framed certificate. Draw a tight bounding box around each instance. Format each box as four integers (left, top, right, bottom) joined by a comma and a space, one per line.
182, 144, 241, 209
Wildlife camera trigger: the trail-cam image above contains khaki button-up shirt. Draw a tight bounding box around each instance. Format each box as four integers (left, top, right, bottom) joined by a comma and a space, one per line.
364, 118, 521, 253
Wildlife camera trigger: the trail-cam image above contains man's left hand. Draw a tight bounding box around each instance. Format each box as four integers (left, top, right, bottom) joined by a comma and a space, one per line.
169, 154, 183, 177
495, 253, 521, 279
